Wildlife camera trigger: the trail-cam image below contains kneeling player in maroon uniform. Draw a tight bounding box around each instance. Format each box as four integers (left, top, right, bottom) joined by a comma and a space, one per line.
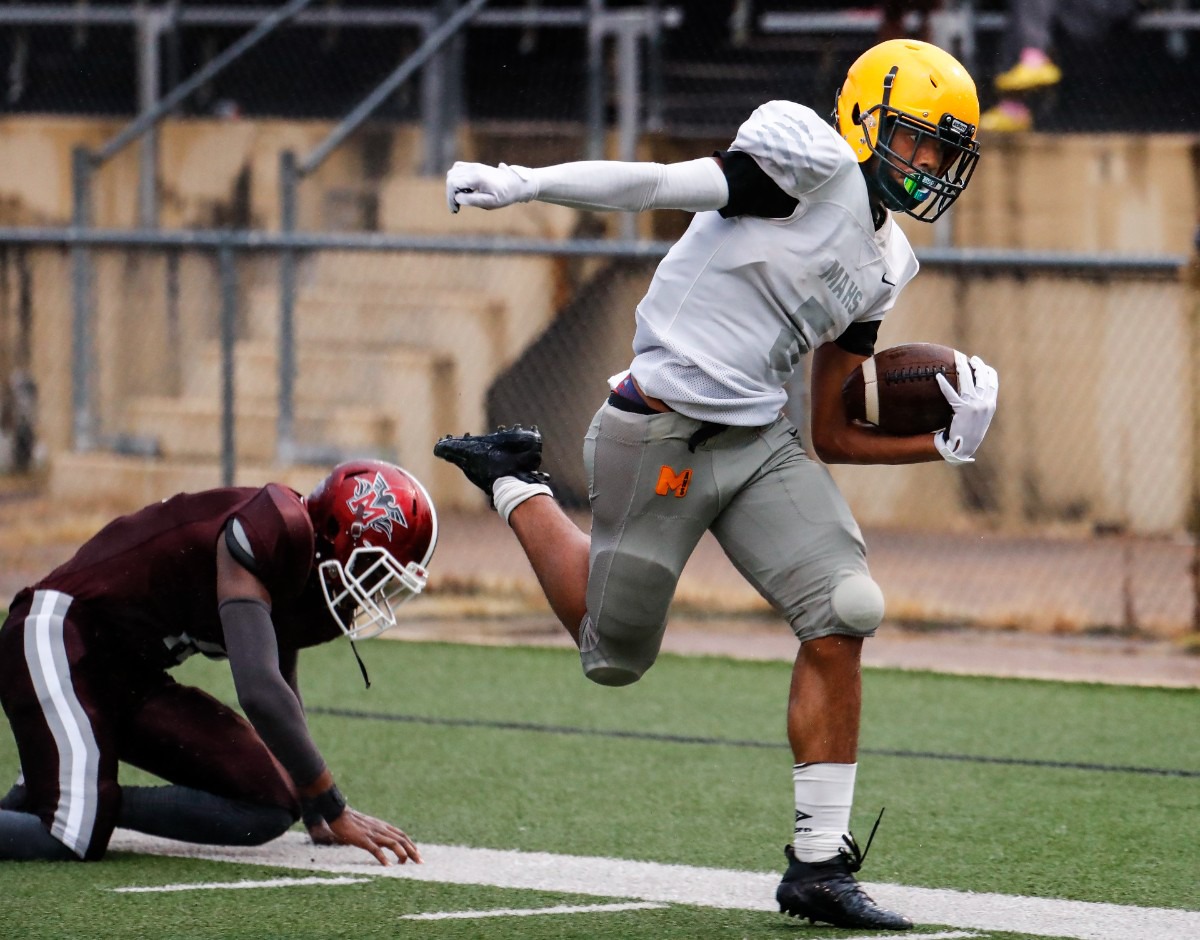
0, 460, 437, 864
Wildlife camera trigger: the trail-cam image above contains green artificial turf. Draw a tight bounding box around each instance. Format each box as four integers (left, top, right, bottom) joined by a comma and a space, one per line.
1, 639, 1196, 940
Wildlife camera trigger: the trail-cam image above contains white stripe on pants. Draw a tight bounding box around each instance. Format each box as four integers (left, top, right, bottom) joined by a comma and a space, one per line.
24, 589, 99, 858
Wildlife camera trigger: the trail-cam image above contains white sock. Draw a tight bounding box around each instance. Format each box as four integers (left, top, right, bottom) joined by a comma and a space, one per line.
791, 762, 857, 862
491, 475, 553, 524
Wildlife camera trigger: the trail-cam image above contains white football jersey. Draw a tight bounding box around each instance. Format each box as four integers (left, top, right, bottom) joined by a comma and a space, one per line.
625, 100, 919, 427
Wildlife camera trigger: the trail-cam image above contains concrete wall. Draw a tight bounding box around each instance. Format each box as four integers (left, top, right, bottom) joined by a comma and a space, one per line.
0, 117, 1195, 532
0, 116, 431, 230
6, 119, 1189, 254
941, 134, 1198, 255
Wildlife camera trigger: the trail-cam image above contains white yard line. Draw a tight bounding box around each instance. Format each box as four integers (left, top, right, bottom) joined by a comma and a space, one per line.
399, 901, 667, 920
109, 830, 1200, 940
111, 875, 369, 893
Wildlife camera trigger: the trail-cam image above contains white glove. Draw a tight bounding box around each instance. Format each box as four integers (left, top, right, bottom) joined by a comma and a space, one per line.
933, 354, 999, 465
446, 161, 536, 213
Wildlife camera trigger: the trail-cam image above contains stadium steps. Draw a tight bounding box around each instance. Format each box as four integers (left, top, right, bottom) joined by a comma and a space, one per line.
302, 250, 565, 360
123, 398, 396, 463
121, 340, 455, 500
51, 176, 580, 510
244, 286, 510, 439
48, 450, 332, 511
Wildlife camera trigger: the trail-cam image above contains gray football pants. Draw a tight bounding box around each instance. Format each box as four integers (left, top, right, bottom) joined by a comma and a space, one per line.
578, 402, 879, 686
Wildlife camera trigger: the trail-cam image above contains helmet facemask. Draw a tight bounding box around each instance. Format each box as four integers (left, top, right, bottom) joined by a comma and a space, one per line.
318, 545, 429, 640
857, 66, 979, 222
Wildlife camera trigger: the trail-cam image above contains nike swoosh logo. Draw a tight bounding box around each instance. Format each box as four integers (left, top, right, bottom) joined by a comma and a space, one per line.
882, 273, 897, 287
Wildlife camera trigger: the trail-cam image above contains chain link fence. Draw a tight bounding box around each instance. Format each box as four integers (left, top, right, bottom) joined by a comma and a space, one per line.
0, 2, 1197, 639
2, 235, 1195, 638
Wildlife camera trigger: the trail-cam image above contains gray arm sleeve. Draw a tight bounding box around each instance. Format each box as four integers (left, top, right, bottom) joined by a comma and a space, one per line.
278, 645, 303, 708
219, 598, 326, 788
517, 157, 729, 212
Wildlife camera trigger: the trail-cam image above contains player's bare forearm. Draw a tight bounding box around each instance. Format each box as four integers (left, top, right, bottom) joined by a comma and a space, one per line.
813, 421, 943, 465
809, 343, 943, 464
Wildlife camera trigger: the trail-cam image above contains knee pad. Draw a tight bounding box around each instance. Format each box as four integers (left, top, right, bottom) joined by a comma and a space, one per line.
830, 573, 884, 635
577, 615, 659, 687
580, 547, 675, 685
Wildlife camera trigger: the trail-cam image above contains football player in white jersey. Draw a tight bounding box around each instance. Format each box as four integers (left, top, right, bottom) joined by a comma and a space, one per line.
436, 39, 998, 930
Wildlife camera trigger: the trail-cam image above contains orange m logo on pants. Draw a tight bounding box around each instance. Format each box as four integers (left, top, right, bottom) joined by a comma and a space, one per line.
655, 465, 692, 497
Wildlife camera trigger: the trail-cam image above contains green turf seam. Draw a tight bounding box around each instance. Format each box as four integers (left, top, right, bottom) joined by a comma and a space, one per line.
307, 706, 1200, 778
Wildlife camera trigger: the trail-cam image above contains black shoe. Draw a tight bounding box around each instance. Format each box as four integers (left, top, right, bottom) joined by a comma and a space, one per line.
433, 425, 549, 500
776, 838, 912, 930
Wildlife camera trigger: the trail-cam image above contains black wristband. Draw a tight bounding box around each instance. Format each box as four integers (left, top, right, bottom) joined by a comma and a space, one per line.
301, 784, 347, 824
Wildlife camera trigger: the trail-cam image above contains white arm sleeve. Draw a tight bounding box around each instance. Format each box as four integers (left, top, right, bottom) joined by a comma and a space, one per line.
513, 157, 729, 212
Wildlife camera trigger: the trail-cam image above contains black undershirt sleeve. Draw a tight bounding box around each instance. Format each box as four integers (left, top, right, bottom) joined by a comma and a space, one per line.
220, 597, 326, 787
715, 150, 800, 219
834, 320, 882, 357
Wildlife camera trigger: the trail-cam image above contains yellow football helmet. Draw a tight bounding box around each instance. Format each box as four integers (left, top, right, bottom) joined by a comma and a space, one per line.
835, 39, 980, 222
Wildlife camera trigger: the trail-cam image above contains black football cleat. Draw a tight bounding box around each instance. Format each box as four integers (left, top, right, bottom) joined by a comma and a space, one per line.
776, 838, 912, 931
433, 425, 549, 499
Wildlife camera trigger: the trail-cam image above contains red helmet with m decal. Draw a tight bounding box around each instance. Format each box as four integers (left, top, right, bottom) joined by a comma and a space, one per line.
305, 460, 438, 639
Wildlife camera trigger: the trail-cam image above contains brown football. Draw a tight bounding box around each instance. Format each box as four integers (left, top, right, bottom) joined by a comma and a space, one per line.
841, 343, 969, 436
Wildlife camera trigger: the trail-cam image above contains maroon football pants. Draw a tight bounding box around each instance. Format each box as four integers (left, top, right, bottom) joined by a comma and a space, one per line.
0, 589, 299, 860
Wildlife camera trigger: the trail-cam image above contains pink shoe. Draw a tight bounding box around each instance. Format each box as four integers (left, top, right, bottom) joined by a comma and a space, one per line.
979, 101, 1033, 133
994, 55, 1062, 93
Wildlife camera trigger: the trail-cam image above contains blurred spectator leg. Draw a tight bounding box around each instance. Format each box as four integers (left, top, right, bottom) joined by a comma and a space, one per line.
993, 0, 1062, 94
981, 0, 1062, 132
879, 0, 941, 43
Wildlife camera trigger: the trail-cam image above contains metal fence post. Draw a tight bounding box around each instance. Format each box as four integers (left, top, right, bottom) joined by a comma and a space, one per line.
420, 9, 447, 177
70, 145, 94, 453
586, 0, 607, 160
165, 248, 181, 395
615, 16, 640, 241
1187, 219, 1200, 636
134, 5, 165, 229
422, 1, 466, 177
643, 0, 665, 134
218, 241, 238, 487
278, 150, 298, 465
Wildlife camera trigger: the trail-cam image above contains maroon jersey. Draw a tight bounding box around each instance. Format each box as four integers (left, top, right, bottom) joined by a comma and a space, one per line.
13, 485, 336, 669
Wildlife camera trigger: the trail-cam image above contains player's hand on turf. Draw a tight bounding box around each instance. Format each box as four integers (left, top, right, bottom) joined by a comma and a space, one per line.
934, 355, 999, 464
327, 807, 423, 865
446, 161, 535, 213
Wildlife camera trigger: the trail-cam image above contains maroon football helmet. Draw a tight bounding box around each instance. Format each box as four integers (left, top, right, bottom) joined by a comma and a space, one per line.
305, 460, 438, 639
